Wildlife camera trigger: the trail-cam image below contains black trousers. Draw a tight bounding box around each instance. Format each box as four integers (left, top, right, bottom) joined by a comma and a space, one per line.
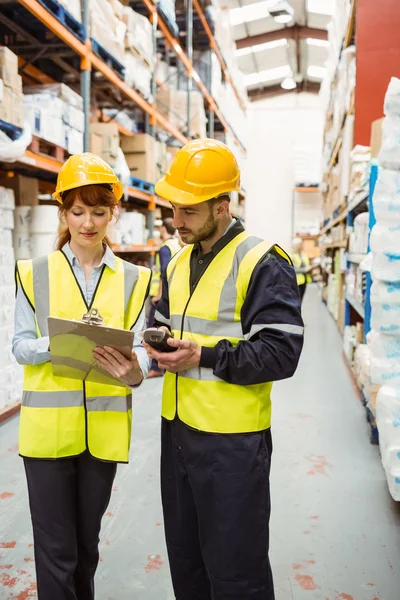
161, 418, 274, 600
298, 283, 307, 304
23, 451, 117, 600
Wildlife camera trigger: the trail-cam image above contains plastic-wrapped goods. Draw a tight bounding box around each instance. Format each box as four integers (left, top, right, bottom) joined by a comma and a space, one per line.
90, 0, 126, 64
371, 280, 400, 335
370, 332, 400, 385
122, 7, 153, 66
384, 77, 400, 117
31, 205, 59, 234
371, 250, 400, 282
373, 168, 400, 221
124, 52, 151, 99
376, 386, 400, 470
370, 222, 400, 254
379, 116, 400, 170
58, 0, 81, 22
31, 233, 57, 259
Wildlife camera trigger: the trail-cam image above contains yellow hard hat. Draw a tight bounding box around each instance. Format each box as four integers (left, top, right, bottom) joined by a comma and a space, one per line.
53, 153, 123, 203
155, 139, 241, 205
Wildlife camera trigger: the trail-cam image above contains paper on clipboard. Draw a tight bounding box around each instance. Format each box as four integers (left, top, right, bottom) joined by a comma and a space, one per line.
48, 316, 134, 388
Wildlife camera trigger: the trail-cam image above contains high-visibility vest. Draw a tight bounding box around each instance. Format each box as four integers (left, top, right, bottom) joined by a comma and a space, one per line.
159, 231, 292, 434
292, 252, 312, 286
16, 251, 151, 462
149, 237, 181, 297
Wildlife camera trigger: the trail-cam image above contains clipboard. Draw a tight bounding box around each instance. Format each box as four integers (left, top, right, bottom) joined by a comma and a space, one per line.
48, 309, 134, 388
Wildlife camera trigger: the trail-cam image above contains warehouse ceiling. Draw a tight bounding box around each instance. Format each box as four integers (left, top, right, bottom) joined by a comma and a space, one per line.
225, 0, 333, 101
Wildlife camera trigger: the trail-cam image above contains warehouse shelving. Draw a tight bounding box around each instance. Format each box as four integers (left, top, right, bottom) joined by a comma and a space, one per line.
141, 0, 246, 153
345, 292, 365, 319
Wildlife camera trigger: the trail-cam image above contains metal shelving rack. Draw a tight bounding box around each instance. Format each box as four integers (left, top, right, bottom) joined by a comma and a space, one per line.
0, 0, 247, 257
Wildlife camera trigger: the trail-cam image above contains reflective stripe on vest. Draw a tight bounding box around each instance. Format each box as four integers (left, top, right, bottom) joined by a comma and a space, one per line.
17, 251, 150, 462
161, 232, 293, 433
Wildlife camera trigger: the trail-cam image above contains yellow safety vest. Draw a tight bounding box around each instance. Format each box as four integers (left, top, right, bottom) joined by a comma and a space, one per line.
292, 252, 312, 286
160, 231, 291, 434
150, 237, 181, 297
16, 251, 151, 462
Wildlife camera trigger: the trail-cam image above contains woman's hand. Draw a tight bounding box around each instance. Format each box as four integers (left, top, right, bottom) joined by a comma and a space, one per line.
93, 346, 143, 387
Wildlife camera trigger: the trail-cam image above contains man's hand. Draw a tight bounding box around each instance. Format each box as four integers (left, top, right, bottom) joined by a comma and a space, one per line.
143, 333, 201, 373
151, 296, 161, 306
93, 346, 143, 386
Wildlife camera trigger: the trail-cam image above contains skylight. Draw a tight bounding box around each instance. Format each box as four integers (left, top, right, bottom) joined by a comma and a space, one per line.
244, 64, 291, 87
307, 0, 335, 16
229, 0, 278, 27
306, 38, 330, 48
236, 38, 288, 57
307, 65, 327, 79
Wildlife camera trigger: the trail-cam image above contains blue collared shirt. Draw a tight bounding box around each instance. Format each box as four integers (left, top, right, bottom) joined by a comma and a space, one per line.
12, 243, 150, 380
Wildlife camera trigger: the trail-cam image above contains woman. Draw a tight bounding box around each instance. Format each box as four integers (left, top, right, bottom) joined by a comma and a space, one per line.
12, 153, 151, 600
291, 237, 312, 304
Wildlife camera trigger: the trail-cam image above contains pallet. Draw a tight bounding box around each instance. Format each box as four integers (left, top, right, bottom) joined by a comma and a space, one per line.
28, 136, 69, 162
91, 38, 125, 80
0, 120, 23, 141
130, 176, 154, 194
37, 0, 86, 44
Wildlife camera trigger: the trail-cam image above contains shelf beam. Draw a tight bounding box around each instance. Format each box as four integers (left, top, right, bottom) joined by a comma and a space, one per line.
16, 0, 188, 145
142, 0, 246, 153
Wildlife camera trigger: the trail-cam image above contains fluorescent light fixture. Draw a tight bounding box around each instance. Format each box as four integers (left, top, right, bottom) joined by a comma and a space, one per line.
281, 76, 296, 90
236, 38, 287, 57
244, 64, 291, 87
307, 0, 335, 16
274, 13, 293, 23
229, 0, 277, 27
307, 38, 329, 47
307, 65, 327, 79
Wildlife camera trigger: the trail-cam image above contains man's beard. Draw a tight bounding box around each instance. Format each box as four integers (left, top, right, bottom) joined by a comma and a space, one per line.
179, 213, 218, 245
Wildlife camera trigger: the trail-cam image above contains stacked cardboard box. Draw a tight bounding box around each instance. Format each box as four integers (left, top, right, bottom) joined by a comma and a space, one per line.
0, 47, 24, 128
156, 89, 207, 138
121, 133, 156, 183
90, 123, 120, 168
90, 0, 126, 64
24, 83, 84, 153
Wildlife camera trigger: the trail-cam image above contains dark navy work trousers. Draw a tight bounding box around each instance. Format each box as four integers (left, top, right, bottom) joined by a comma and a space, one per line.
161, 418, 275, 600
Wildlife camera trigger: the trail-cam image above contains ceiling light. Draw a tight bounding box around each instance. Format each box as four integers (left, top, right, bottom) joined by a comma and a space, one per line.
269, 1, 294, 24
274, 13, 293, 23
236, 38, 288, 57
307, 65, 327, 79
307, 38, 329, 47
281, 76, 296, 90
229, 0, 278, 27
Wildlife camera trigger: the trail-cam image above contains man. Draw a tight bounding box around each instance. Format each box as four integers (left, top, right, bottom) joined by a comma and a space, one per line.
144, 139, 304, 599
291, 237, 312, 304
147, 218, 180, 378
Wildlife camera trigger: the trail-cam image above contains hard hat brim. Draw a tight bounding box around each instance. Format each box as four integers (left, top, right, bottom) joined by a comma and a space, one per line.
155, 176, 240, 206
53, 180, 124, 204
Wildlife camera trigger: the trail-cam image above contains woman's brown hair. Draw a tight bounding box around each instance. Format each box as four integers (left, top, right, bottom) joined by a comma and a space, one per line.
56, 184, 120, 251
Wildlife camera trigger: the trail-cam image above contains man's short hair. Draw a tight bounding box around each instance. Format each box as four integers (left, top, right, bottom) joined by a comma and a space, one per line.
162, 218, 176, 236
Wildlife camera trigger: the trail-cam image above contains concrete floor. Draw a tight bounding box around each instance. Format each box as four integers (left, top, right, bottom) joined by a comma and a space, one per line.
1, 285, 400, 599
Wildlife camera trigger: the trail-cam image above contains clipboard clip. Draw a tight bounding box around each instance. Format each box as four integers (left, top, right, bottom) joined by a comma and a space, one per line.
82, 308, 104, 326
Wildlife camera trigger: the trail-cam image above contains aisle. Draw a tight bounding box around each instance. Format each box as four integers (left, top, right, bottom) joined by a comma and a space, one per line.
1, 285, 400, 599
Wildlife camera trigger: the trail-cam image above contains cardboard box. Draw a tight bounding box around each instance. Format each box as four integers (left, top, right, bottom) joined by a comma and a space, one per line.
24, 104, 44, 137
0, 175, 39, 206
127, 153, 156, 183
0, 84, 12, 123
90, 132, 104, 156
10, 90, 24, 128
66, 126, 84, 155
120, 133, 155, 154
0, 47, 19, 90
370, 118, 384, 159
90, 123, 119, 158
